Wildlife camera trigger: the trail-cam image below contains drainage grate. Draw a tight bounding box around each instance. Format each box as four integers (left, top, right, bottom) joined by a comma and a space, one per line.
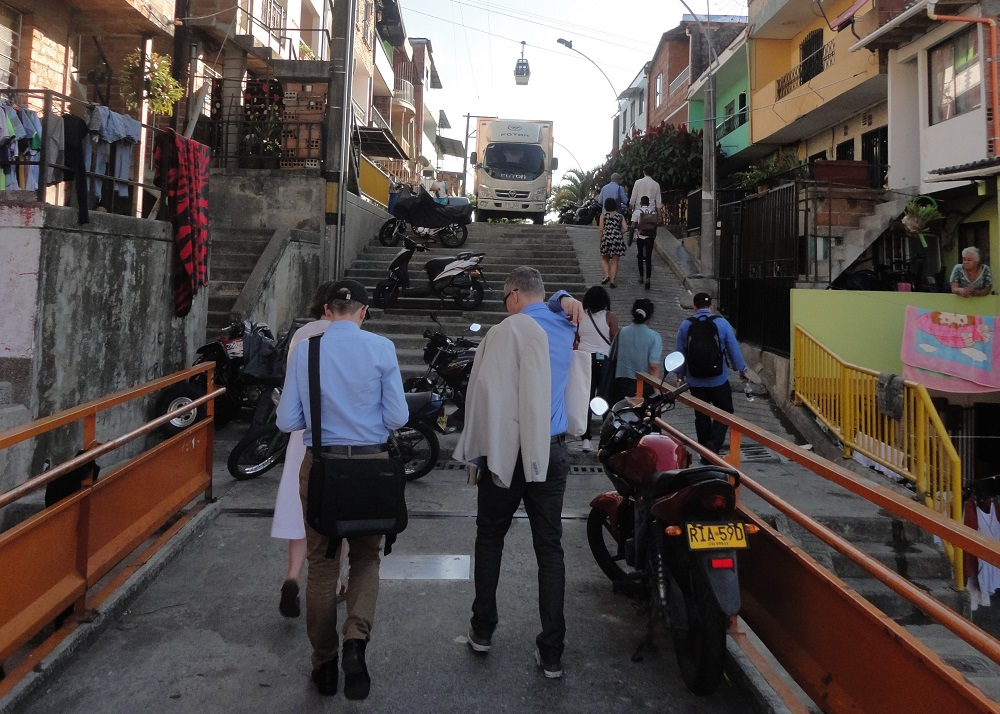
570, 465, 605, 474
741, 446, 780, 463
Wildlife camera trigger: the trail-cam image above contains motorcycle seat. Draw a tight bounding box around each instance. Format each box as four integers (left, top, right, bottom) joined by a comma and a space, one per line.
651, 468, 732, 499
425, 257, 457, 277
404, 391, 439, 411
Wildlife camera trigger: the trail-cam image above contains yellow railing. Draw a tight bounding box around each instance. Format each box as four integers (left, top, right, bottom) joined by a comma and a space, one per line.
793, 325, 963, 585
359, 155, 390, 209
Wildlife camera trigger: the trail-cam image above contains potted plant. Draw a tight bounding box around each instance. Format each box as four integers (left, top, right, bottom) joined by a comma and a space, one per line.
900, 197, 944, 248
239, 105, 283, 169
732, 154, 801, 193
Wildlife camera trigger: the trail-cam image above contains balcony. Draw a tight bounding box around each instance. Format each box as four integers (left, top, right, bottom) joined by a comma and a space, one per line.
73, 0, 175, 35
393, 78, 414, 110
749, 0, 831, 39
669, 67, 690, 96
776, 39, 835, 100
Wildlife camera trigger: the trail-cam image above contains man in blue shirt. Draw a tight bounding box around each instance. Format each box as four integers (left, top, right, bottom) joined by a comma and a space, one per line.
598, 172, 628, 213
465, 266, 582, 679
277, 279, 408, 699
675, 292, 749, 456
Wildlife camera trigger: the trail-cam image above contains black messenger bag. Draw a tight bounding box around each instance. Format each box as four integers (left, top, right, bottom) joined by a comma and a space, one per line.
305, 336, 407, 552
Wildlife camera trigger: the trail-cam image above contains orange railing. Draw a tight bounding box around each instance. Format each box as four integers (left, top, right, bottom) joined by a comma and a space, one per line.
633, 372, 1000, 711
0, 365, 222, 692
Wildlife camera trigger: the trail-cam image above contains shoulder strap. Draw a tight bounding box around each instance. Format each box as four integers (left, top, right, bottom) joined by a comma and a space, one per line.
588, 311, 611, 346
308, 335, 323, 457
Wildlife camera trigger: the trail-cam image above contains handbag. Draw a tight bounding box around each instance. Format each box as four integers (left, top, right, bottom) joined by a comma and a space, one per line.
305, 336, 407, 553
595, 334, 619, 404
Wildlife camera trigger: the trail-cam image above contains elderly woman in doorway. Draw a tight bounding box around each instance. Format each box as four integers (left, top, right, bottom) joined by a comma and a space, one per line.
950, 247, 993, 297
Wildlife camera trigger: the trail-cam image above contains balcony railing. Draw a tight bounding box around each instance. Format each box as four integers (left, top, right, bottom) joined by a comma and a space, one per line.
717, 109, 748, 140
262, 0, 286, 42
669, 66, 690, 96
393, 78, 414, 108
776, 38, 836, 99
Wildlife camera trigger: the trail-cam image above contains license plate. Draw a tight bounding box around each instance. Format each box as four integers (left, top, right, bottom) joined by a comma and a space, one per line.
685, 522, 748, 550
502, 201, 518, 209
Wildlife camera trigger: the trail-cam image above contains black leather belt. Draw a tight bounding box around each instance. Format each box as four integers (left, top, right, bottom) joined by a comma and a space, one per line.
320, 443, 388, 455
550, 433, 566, 445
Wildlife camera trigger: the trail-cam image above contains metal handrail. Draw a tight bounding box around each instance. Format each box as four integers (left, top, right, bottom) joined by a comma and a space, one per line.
793, 326, 962, 535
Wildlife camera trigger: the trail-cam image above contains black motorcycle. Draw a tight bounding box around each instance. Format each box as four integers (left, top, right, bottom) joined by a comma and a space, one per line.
379, 186, 473, 248
403, 315, 480, 427
155, 319, 280, 435
576, 197, 601, 226
557, 203, 579, 224
228, 390, 447, 481
372, 236, 487, 310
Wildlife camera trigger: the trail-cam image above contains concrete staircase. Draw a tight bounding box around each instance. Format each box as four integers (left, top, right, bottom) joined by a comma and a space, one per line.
350, 223, 588, 381
206, 228, 275, 338
829, 193, 912, 284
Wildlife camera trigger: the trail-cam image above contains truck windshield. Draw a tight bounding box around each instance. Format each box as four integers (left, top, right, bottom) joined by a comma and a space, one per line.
482, 143, 546, 181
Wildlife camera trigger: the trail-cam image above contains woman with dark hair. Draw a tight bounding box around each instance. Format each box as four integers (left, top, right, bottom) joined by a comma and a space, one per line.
271, 281, 348, 618
598, 196, 628, 287
613, 298, 662, 402
576, 285, 619, 451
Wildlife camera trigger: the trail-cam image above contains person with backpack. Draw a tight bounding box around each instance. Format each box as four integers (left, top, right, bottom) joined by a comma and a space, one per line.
674, 293, 749, 456
631, 196, 659, 290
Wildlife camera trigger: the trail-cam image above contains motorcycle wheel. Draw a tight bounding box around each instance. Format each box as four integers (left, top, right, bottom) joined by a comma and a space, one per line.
587, 508, 629, 581
438, 224, 468, 248
154, 383, 205, 436
228, 425, 289, 480
672, 556, 728, 696
379, 218, 403, 246
453, 281, 484, 310
373, 282, 399, 309
391, 421, 440, 481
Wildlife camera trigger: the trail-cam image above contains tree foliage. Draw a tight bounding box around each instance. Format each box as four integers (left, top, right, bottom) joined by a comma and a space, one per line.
596, 122, 703, 192
549, 167, 599, 212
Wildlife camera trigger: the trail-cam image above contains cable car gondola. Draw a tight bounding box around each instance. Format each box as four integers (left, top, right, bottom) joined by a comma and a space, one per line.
514, 41, 530, 86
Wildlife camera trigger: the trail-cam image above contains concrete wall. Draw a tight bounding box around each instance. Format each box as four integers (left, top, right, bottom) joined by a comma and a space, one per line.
237, 230, 321, 328
0, 204, 207, 494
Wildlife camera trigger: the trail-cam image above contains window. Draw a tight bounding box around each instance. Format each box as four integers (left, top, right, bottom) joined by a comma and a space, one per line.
722, 99, 735, 134
930, 28, 982, 125
800, 30, 824, 84
639, 90, 645, 116
621, 106, 628, 129
655, 73, 662, 107
737, 91, 747, 125
836, 139, 854, 160
0, 3, 19, 89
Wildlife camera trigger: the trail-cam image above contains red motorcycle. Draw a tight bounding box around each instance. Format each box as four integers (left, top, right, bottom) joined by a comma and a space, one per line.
588, 353, 751, 696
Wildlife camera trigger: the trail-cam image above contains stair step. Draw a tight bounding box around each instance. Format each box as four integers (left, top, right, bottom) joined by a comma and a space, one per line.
840, 576, 966, 620
831, 542, 952, 580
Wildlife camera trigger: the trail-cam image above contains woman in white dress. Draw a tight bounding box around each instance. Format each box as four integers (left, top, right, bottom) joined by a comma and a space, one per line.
272, 282, 338, 617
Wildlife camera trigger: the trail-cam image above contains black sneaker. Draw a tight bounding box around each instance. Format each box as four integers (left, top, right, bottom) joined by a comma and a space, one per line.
311, 658, 338, 696
279, 579, 300, 618
467, 627, 492, 653
342, 639, 371, 700
535, 647, 563, 678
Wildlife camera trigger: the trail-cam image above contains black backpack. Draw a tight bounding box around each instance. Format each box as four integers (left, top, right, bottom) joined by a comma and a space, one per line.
685, 315, 724, 378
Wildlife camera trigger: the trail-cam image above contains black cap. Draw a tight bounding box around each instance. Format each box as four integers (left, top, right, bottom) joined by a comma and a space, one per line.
327, 279, 369, 306
693, 292, 712, 308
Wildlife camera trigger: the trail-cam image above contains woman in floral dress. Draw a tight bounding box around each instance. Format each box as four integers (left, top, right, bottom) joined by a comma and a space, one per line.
598, 197, 628, 288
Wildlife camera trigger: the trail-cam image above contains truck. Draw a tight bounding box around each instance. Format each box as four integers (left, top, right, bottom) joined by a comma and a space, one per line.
470, 118, 557, 225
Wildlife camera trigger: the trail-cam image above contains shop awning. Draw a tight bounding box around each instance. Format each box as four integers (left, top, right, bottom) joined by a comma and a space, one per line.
355, 127, 409, 161
435, 135, 466, 159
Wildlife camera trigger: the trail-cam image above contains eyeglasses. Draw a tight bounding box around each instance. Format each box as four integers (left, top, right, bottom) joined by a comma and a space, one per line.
502, 288, 519, 307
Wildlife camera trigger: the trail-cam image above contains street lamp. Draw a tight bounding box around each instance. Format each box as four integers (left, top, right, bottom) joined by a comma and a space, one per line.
556, 38, 619, 101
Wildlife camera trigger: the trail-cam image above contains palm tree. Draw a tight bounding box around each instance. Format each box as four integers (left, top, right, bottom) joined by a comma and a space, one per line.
551, 167, 599, 213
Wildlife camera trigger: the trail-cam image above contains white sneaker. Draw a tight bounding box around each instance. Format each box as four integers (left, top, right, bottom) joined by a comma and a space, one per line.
581, 439, 593, 452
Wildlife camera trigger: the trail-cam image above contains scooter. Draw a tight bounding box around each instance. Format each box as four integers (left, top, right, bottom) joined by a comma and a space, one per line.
576, 197, 602, 226
557, 203, 579, 224
588, 352, 754, 696
403, 315, 481, 427
228, 390, 447, 481
373, 236, 487, 310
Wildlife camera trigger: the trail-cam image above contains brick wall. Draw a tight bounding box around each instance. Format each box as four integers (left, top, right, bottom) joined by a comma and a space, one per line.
647, 37, 690, 128
20, 1, 72, 98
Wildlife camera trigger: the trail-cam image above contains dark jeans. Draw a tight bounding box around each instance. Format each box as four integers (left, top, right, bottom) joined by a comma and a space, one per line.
636, 235, 655, 279
472, 442, 569, 658
689, 382, 735, 452
614, 377, 653, 404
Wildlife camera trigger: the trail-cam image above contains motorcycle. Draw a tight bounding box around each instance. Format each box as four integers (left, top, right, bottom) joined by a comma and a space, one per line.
588, 352, 752, 696
575, 197, 602, 226
155, 319, 281, 436
557, 203, 579, 224
227, 390, 447, 481
372, 236, 488, 310
403, 315, 481, 426
379, 185, 473, 248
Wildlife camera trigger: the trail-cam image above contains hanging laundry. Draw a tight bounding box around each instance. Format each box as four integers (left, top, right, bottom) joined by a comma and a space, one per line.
154, 128, 210, 317
44, 113, 64, 185
17, 107, 42, 192
116, 115, 142, 198
62, 114, 90, 224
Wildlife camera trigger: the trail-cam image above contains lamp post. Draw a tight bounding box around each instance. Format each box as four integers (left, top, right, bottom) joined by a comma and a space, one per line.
677, 3, 721, 278
556, 38, 619, 102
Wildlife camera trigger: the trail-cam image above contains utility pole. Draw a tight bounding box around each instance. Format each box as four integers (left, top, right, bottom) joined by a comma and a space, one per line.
462, 113, 471, 196
321, 0, 357, 281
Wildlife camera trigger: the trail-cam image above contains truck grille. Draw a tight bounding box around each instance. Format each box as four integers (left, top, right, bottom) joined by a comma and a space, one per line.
493, 190, 530, 199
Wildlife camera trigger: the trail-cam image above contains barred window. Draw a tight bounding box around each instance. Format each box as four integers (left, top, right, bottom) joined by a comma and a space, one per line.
0, 2, 21, 90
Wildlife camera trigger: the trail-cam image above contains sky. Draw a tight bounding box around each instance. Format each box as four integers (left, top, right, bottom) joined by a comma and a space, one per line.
398, 0, 749, 190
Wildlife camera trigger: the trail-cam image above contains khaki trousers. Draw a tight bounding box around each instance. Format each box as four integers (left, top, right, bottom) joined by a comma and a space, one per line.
300, 450, 385, 670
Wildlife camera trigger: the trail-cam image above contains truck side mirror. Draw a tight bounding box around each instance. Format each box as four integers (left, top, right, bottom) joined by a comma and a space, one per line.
551, 157, 558, 170
470, 151, 478, 165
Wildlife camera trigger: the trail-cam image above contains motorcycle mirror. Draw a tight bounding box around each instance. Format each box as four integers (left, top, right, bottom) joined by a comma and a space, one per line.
590, 397, 609, 416
469, 323, 482, 333
663, 351, 685, 373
